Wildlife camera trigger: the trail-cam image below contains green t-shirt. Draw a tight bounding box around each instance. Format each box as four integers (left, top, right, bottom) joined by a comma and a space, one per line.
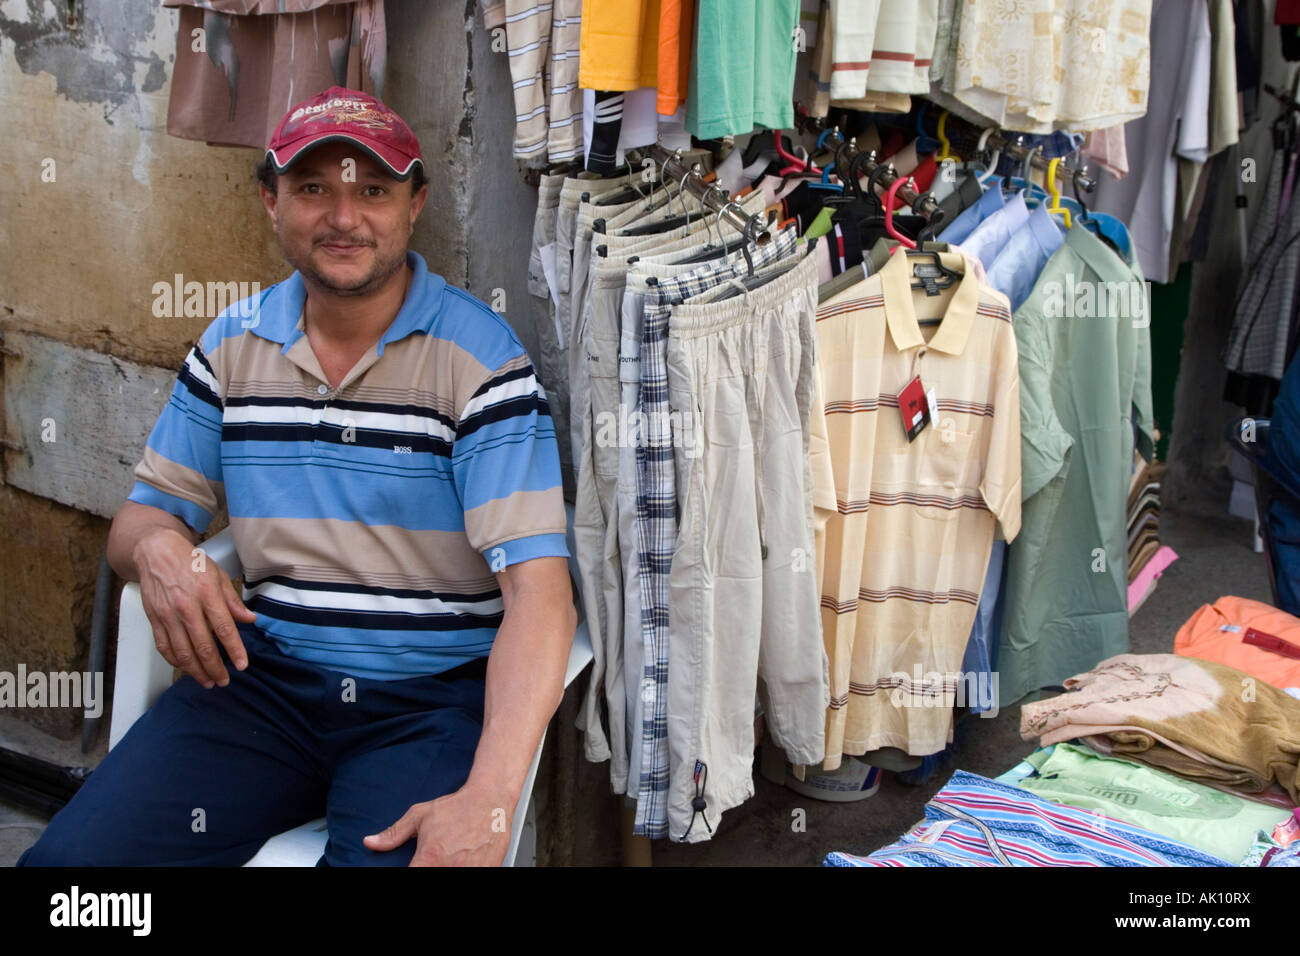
686, 0, 798, 139
1016, 743, 1291, 864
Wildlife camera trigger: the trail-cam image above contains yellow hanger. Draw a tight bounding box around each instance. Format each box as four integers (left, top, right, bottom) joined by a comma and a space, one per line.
1046, 157, 1072, 229
936, 111, 961, 163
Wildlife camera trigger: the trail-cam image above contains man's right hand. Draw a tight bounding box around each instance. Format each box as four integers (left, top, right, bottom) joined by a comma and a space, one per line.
132, 527, 256, 689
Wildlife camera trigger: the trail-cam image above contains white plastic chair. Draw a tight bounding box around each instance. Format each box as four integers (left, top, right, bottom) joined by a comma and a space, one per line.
109, 504, 592, 866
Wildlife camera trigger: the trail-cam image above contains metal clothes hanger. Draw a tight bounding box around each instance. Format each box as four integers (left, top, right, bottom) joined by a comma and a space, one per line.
722, 200, 757, 276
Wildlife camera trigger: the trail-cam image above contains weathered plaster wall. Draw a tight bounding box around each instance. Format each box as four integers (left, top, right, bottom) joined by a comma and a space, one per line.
0, 0, 285, 370
0, 0, 283, 737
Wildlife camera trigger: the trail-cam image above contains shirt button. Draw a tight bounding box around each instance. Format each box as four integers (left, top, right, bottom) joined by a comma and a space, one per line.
640, 679, 655, 704
317, 384, 329, 395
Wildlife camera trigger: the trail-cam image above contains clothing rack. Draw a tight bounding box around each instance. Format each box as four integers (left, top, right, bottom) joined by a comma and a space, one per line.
981, 129, 1097, 193
822, 131, 945, 221
643, 143, 772, 246
816, 111, 1097, 198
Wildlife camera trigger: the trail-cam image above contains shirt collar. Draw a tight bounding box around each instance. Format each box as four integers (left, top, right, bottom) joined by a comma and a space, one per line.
879, 245, 981, 355
1064, 220, 1134, 284
248, 251, 445, 356
973, 180, 1006, 219
1026, 202, 1067, 256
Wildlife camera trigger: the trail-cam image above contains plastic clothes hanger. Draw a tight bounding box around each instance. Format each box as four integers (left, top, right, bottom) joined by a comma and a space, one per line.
1045, 157, 1073, 229
905, 248, 962, 299
822, 137, 861, 207
1018, 144, 1046, 205
668, 180, 738, 266
849, 149, 881, 207
816, 127, 843, 159
857, 162, 923, 246
593, 154, 656, 206
775, 132, 821, 175
936, 112, 960, 163
975, 127, 1000, 186
884, 175, 918, 250
813, 161, 843, 192
866, 162, 894, 214
1071, 164, 1125, 256
915, 103, 940, 155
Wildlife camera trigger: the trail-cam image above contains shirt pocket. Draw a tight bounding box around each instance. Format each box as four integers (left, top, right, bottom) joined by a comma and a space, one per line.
921, 424, 977, 496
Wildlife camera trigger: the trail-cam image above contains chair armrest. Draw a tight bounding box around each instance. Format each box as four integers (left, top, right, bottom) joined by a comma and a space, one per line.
565, 618, 593, 687
108, 582, 175, 750
560, 502, 594, 684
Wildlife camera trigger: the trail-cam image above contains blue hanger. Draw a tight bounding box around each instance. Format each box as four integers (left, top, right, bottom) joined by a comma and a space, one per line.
809, 161, 843, 192
816, 127, 842, 152
915, 103, 940, 155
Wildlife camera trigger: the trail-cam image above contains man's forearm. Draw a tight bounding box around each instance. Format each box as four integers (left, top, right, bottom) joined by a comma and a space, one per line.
464, 561, 575, 815
107, 500, 198, 581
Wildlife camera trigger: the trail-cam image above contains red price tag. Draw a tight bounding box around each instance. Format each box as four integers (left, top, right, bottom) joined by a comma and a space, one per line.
897, 375, 930, 442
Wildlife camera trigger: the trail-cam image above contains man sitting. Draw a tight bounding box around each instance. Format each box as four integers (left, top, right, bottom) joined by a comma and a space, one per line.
19, 87, 576, 867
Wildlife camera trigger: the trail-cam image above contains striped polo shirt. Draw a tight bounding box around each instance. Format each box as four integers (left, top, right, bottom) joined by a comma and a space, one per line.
129, 251, 568, 680
811, 247, 1021, 762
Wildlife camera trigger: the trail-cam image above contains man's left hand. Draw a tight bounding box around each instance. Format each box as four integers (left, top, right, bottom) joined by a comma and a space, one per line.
363, 784, 515, 866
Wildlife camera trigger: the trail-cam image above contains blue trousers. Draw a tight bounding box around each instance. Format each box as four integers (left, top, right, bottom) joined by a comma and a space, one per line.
18, 624, 486, 866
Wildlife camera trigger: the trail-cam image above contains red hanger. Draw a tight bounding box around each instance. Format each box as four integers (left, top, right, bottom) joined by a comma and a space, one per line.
774, 130, 821, 176
885, 175, 917, 250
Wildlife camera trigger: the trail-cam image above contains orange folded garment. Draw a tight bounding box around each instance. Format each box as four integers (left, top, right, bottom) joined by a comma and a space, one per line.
1174, 596, 1300, 690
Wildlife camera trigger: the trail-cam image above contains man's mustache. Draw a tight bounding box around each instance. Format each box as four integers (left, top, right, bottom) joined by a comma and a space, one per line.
313, 235, 376, 247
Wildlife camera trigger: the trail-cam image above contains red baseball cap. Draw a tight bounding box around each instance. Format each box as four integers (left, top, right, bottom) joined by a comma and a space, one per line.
265, 86, 424, 181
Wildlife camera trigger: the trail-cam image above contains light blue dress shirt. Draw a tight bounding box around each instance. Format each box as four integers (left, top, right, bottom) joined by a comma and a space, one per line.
959, 192, 1030, 270
937, 176, 1005, 245
985, 202, 1068, 311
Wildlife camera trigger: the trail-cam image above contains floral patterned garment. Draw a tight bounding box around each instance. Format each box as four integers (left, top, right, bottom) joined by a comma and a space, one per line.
943, 0, 1152, 133
1021, 653, 1300, 807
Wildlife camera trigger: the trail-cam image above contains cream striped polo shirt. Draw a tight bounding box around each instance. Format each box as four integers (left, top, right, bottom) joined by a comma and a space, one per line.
810, 247, 1021, 764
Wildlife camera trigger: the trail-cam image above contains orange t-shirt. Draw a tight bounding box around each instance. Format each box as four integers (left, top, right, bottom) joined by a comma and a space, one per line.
1174, 596, 1300, 690
579, 0, 660, 91
657, 0, 694, 115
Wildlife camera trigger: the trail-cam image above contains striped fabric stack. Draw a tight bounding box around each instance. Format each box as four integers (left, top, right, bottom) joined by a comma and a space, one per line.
1127, 449, 1177, 615
824, 771, 1229, 867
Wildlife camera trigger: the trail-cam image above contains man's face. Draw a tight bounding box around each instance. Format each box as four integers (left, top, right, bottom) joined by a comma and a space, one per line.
259, 141, 428, 297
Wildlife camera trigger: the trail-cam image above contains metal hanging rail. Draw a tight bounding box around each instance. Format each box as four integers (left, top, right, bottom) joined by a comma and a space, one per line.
822, 129, 945, 221
644, 143, 771, 245
818, 116, 1097, 198
981, 129, 1097, 192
